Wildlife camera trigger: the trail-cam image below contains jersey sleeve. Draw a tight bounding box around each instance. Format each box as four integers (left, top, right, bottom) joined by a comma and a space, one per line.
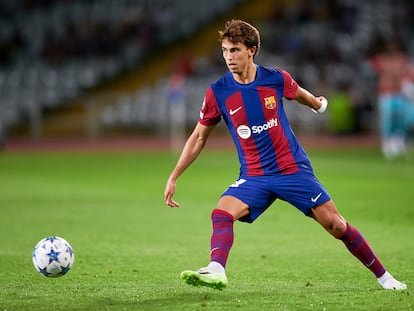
199, 86, 221, 126
280, 70, 298, 100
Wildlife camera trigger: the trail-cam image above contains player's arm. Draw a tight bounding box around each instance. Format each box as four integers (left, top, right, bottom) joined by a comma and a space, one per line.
295, 86, 328, 114
164, 122, 216, 208
280, 69, 327, 114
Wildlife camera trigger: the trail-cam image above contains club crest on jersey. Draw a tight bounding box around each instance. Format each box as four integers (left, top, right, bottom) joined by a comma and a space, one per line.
264, 96, 277, 109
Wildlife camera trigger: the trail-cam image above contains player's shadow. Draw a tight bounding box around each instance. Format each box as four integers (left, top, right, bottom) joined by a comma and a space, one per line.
136, 293, 229, 309
93, 292, 240, 310
91, 285, 372, 310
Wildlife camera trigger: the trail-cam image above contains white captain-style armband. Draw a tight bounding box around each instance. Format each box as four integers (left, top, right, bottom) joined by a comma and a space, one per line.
311, 97, 328, 114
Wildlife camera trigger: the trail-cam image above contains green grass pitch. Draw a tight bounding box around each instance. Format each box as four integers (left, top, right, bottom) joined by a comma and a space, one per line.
0, 148, 413, 310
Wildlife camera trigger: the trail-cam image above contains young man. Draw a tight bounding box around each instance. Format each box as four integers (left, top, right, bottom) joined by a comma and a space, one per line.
164, 20, 407, 291
370, 38, 412, 159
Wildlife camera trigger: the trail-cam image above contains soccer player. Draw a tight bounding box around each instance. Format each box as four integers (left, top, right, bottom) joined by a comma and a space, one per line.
164, 20, 407, 291
370, 38, 412, 159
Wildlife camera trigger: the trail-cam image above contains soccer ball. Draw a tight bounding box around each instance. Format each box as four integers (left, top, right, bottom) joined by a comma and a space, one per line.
32, 236, 75, 277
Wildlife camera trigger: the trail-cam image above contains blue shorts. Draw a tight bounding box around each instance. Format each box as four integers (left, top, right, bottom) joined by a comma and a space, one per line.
221, 171, 331, 223
378, 94, 407, 137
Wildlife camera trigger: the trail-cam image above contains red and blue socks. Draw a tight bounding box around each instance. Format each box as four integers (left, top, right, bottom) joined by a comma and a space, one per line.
337, 223, 386, 278
209, 212, 387, 280
210, 209, 234, 268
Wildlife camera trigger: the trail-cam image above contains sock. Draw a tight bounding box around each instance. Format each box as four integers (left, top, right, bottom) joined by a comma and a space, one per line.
377, 271, 392, 284
337, 223, 386, 278
210, 209, 234, 268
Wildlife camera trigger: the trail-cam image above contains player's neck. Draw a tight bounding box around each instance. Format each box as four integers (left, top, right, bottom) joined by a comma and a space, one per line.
233, 63, 257, 84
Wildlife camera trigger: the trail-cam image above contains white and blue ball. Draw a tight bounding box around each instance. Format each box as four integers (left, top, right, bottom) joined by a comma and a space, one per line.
32, 236, 75, 277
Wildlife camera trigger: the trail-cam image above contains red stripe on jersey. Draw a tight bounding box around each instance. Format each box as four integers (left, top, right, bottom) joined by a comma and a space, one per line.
199, 87, 221, 126
225, 91, 264, 176
257, 86, 299, 174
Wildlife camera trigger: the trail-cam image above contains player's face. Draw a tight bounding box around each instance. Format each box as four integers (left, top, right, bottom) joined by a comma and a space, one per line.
221, 39, 255, 74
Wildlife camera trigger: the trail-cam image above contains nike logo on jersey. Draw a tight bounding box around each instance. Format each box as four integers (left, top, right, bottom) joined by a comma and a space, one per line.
311, 192, 322, 203
229, 107, 242, 115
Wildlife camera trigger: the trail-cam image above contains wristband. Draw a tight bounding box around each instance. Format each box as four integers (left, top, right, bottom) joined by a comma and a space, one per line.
311, 98, 328, 114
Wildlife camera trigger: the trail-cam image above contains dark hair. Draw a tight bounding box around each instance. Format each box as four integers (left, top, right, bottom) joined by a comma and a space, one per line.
218, 19, 261, 57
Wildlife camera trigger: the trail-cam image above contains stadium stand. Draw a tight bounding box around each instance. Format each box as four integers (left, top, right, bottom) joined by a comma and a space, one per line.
0, 0, 413, 139
0, 0, 245, 137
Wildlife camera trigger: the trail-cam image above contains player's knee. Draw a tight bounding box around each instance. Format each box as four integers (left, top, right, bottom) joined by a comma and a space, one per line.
317, 214, 347, 237
330, 221, 347, 238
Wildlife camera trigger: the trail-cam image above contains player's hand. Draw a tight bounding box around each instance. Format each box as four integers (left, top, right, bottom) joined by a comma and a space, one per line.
313, 96, 328, 113
316, 96, 328, 113
164, 177, 180, 208
317, 96, 328, 105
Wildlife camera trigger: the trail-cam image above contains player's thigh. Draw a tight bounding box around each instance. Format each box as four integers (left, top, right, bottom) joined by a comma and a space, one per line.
220, 176, 276, 223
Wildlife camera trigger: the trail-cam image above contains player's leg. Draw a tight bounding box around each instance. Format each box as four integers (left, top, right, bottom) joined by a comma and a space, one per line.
210, 195, 250, 267
310, 201, 386, 275
180, 196, 249, 289
310, 201, 407, 290
379, 95, 400, 159
180, 176, 274, 289
391, 95, 408, 156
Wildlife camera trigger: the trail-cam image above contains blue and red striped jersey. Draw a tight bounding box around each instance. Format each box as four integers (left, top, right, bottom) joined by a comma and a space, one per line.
199, 65, 312, 176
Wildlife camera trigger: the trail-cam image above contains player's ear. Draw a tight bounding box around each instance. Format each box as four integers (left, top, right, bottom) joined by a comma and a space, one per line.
250, 46, 257, 58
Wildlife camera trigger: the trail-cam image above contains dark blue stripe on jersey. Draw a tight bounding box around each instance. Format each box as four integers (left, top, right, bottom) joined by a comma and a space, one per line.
210, 66, 311, 176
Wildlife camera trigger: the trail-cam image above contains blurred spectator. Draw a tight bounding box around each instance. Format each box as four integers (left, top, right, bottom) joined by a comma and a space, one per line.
167, 54, 193, 106
167, 54, 194, 152
369, 37, 412, 159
